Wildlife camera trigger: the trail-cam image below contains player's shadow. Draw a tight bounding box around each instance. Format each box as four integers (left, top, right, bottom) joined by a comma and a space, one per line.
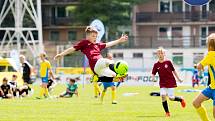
137, 115, 164, 118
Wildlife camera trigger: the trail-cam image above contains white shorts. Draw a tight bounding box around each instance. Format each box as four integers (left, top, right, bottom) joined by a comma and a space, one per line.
160, 88, 175, 99
94, 58, 115, 77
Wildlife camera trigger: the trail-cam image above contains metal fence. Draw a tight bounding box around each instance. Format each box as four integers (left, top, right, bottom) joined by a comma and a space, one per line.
136, 12, 215, 23
112, 36, 206, 49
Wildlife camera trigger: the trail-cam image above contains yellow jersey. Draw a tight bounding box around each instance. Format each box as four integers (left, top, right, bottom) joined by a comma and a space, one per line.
40, 60, 51, 78
200, 51, 215, 89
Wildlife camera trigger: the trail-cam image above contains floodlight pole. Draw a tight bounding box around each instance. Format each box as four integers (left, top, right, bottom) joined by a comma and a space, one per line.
37, 0, 44, 53
0, 0, 43, 65
15, 0, 21, 55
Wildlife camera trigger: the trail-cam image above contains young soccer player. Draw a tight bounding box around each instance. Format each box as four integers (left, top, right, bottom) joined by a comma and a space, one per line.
17, 84, 31, 97
9, 75, 18, 97
20, 55, 33, 90
99, 52, 127, 104
92, 52, 115, 98
151, 47, 186, 117
36, 52, 55, 99
54, 26, 128, 79
59, 78, 78, 98
192, 64, 200, 88
100, 60, 128, 104
193, 33, 215, 121
0, 78, 13, 99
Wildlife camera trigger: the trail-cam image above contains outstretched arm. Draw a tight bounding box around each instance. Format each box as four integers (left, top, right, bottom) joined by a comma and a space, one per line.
54, 47, 76, 60
105, 34, 128, 48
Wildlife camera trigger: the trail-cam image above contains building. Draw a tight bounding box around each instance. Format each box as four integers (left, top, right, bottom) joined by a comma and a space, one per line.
42, 0, 84, 43
110, 0, 215, 71
42, 0, 86, 66
133, 0, 215, 48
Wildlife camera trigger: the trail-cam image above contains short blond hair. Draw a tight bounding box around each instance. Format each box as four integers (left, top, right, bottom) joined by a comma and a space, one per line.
207, 33, 215, 51
20, 54, 26, 59
156, 47, 166, 53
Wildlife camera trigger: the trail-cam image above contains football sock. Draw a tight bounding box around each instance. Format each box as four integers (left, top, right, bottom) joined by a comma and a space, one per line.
44, 88, 49, 97
93, 82, 101, 97
196, 106, 210, 121
162, 101, 169, 113
101, 90, 106, 101
112, 89, 116, 101
93, 75, 99, 82
13, 91, 16, 96
173, 96, 182, 102
39, 88, 45, 97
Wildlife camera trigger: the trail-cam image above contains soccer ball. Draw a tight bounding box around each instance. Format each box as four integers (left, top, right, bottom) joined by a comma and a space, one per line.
114, 60, 128, 76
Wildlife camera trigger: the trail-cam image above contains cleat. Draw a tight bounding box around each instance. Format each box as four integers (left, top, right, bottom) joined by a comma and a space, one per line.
165, 112, 170, 117
94, 93, 101, 98
181, 98, 186, 108
44, 95, 50, 99
35, 97, 42, 99
112, 100, 117, 104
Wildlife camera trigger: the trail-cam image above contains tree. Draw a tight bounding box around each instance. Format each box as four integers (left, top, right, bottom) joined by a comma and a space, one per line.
69, 0, 146, 38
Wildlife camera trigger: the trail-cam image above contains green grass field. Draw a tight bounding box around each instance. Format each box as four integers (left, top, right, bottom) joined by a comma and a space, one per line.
0, 84, 213, 121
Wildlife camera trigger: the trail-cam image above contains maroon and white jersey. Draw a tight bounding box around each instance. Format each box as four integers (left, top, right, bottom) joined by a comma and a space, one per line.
73, 39, 106, 71
152, 60, 177, 88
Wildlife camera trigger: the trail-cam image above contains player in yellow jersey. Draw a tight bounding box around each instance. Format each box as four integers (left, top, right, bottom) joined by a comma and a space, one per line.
193, 33, 215, 121
36, 52, 55, 99
92, 53, 114, 98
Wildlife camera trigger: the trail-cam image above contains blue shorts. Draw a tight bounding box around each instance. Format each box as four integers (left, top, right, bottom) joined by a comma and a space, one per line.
41, 77, 48, 83
102, 82, 115, 89
202, 86, 215, 105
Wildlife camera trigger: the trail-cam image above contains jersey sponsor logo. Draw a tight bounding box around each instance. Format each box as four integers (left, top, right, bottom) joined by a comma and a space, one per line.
184, 0, 211, 6
165, 64, 168, 68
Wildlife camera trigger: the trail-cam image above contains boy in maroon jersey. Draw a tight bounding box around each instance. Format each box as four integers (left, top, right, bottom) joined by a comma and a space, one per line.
54, 26, 128, 78
151, 47, 186, 117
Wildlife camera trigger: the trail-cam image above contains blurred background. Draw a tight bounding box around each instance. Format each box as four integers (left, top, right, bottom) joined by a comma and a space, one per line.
0, 0, 214, 85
